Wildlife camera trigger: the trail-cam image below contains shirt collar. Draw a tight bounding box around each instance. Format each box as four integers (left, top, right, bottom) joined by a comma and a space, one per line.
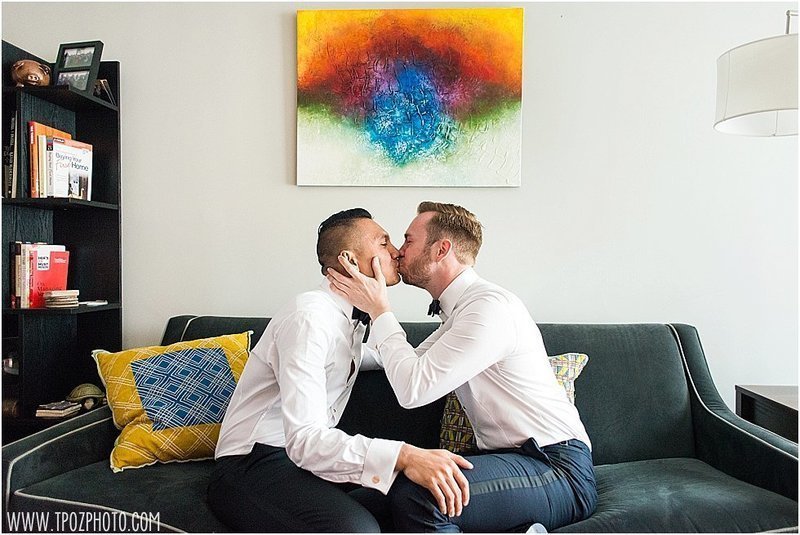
438, 267, 478, 317
319, 278, 354, 319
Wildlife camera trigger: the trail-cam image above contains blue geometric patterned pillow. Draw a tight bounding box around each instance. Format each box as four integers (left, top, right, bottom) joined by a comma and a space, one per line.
130, 347, 237, 430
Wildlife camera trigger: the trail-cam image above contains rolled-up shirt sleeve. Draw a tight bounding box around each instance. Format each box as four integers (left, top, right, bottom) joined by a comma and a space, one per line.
276, 312, 403, 494
369, 298, 515, 408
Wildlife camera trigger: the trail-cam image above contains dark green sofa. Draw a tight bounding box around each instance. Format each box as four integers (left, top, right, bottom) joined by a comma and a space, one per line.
3, 316, 797, 532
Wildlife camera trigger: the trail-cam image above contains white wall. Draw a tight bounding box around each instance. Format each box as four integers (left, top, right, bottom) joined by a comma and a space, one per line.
3, 2, 797, 410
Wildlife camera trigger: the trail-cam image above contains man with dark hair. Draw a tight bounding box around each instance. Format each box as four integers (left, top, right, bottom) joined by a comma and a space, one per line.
328, 202, 597, 532
207, 208, 472, 532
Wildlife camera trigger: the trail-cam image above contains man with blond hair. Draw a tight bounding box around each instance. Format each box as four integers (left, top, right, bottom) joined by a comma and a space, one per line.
327, 202, 597, 532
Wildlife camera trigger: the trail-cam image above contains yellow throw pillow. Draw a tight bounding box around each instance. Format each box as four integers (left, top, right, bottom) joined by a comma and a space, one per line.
439, 352, 589, 454
93, 332, 251, 472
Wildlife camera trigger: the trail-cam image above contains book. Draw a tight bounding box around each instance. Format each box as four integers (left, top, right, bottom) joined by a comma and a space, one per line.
19, 243, 31, 308
44, 290, 79, 297
28, 122, 71, 198
10, 241, 21, 308
3, 146, 11, 198
11, 243, 68, 309
29, 247, 69, 308
51, 137, 92, 200
45, 136, 54, 197
11, 113, 19, 197
3, 112, 16, 198
38, 136, 58, 198
37, 134, 48, 197
35, 400, 80, 418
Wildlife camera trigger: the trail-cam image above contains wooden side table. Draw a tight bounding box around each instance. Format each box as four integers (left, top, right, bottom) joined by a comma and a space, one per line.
735, 385, 798, 442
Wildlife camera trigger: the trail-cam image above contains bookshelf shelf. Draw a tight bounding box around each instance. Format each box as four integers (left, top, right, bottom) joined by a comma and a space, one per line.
2, 197, 119, 211
2, 197, 118, 210
2, 40, 122, 443
3, 303, 121, 315
2, 85, 118, 113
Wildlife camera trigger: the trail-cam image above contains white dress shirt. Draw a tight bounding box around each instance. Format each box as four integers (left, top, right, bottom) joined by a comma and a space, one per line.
370, 268, 592, 452
215, 281, 404, 494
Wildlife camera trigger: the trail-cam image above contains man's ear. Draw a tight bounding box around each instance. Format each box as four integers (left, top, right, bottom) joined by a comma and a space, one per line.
340, 249, 359, 268
435, 240, 452, 261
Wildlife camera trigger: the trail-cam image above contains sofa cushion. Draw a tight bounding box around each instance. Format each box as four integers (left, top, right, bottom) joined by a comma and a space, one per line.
16, 457, 795, 534
11, 460, 226, 533
93, 332, 251, 472
553, 458, 798, 532
440, 353, 590, 454
439, 392, 480, 454
539, 324, 696, 465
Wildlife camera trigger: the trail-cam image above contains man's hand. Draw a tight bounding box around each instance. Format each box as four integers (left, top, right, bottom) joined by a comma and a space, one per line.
327, 255, 391, 319
395, 444, 473, 517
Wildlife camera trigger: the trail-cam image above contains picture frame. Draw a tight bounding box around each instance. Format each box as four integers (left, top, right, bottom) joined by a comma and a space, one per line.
53, 40, 103, 93
296, 9, 523, 187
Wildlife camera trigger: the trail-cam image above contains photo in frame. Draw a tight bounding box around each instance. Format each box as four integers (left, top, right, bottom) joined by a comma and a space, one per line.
297, 8, 523, 187
53, 40, 103, 93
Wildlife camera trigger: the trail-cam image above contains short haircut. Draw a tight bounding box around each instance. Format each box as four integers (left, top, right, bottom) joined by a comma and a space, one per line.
317, 208, 372, 275
417, 201, 483, 265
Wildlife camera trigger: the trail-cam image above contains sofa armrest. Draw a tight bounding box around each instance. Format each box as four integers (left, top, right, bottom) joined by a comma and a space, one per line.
2, 406, 117, 513
670, 324, 798, 501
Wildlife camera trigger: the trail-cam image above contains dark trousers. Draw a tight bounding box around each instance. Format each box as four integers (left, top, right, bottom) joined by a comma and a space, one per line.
390, 439, 597, 533
207, 443, 391, 532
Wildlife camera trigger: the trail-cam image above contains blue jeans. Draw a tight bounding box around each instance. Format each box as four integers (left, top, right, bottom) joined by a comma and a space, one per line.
390, 439, 597, 532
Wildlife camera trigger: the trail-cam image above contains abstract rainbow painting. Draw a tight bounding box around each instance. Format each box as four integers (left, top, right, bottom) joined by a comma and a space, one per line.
297, 8, 523, 187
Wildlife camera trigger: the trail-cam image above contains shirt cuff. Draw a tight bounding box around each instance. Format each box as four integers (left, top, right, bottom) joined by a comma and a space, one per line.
361, 438, 404, 495
368, 312, 404, 350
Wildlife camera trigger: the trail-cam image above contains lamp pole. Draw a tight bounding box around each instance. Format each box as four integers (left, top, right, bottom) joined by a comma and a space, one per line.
786, 10, 797, 35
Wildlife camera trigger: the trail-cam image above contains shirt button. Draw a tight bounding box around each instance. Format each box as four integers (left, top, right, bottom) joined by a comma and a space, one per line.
372, 475, 381, 484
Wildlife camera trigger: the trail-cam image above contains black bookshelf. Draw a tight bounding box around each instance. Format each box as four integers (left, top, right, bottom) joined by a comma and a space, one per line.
1, 41, 122, 443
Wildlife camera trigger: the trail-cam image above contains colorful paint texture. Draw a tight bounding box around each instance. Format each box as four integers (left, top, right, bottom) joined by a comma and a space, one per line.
297, 8, 523, 186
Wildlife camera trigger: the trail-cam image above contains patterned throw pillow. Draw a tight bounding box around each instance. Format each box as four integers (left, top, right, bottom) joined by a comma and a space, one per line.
439, 353, 589, 454
93, 332, 251, 472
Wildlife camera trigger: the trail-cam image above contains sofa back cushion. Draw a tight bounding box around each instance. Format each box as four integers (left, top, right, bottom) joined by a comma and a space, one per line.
162, 317, 695, 465
162, 316, 271, 346
538, 323, 695, 465
338, 322, 447, 448
342, 322, 696, 464
161, 316, 445, 450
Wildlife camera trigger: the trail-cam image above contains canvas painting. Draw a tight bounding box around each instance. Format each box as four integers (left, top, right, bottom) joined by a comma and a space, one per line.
297, 8, 523, 187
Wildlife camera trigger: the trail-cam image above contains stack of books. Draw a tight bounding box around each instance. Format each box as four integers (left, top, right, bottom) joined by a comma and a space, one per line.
9, 242, 70, 308
44, 290, 79, 308
36, 400, 81, 418
2, 119, 94, 199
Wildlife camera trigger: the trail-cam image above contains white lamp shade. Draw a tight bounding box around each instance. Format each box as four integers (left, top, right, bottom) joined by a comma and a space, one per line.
715, 33, 798, 136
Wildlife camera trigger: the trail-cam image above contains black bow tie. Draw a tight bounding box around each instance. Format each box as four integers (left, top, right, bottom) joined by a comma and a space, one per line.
352, 307, 370, 325
428, 300, 442, 316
